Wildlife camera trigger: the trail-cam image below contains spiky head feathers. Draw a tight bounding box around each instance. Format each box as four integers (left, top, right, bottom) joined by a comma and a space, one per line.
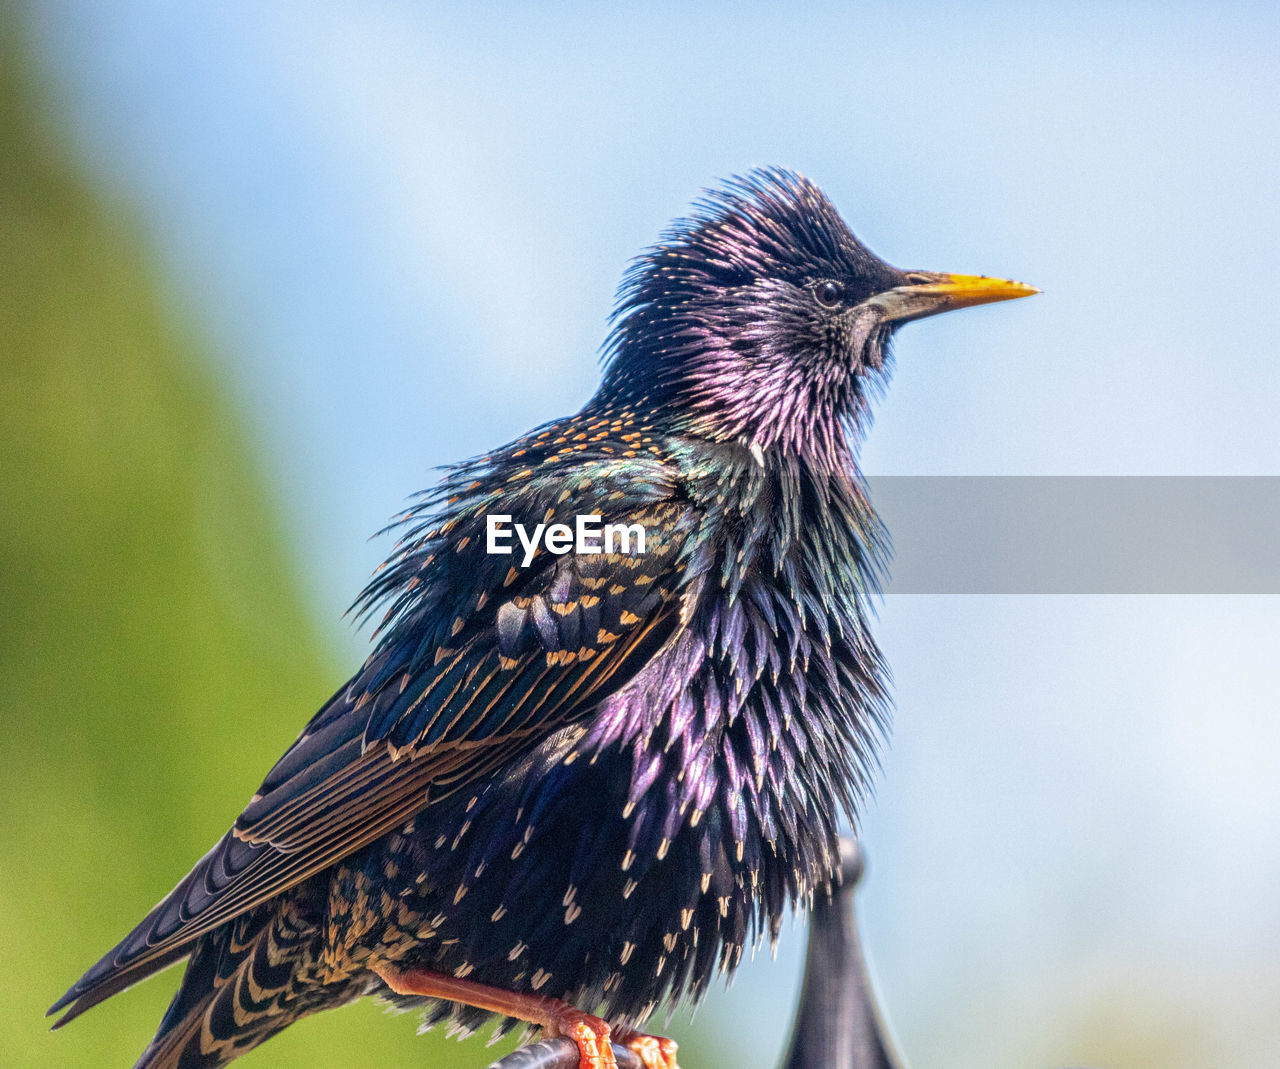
598, 169, 910, 460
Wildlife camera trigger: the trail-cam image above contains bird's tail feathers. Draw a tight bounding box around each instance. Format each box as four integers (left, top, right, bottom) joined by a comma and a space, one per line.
133, 899, 326, 1069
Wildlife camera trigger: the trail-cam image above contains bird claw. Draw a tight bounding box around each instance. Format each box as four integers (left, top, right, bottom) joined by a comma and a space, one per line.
544, 1003, 679, 1069
547, 1006, 618, 1069
615, 1029, 680, 1069
545, 1010, 679, 1069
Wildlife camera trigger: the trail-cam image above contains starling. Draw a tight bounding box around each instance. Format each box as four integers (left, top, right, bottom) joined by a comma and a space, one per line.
49, 169, 1035, 1069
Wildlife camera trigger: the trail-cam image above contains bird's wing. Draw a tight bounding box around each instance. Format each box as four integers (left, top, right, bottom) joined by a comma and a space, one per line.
51, 476, 697, 1026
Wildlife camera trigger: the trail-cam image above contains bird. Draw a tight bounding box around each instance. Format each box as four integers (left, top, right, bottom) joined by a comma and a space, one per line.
49, 168, 1035, 1069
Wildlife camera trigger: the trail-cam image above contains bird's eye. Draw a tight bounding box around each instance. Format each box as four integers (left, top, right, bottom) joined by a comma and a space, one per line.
815, 281, 844, 308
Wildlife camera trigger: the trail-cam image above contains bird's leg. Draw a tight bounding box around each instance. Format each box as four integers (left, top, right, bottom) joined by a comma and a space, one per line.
372, 963, 619, 1069
612, 1028, 680, 1069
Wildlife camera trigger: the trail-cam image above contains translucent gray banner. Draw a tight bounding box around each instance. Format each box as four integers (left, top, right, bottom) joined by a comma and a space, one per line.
865, 477, 1280, 594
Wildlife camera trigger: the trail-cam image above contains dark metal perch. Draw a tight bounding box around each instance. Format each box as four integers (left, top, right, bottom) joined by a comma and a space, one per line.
486, 836, 902, 1069
484, 1039, 643, 1069
778, 837, 904, 1069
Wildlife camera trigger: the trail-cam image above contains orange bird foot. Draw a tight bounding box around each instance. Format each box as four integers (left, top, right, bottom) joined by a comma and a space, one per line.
615, 1029, 680, 1069
544, 1005, 618, 1069
374, 964, 670, 1069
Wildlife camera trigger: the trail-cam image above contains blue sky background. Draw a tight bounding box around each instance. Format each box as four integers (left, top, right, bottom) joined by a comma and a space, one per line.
23, 3, 1280, 1066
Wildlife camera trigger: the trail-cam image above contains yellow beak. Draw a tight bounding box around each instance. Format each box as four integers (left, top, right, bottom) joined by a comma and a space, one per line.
871, 272, 1039, 323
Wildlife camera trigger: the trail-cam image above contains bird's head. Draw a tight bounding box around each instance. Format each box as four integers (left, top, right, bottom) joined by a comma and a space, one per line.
598, 168, 1035, 463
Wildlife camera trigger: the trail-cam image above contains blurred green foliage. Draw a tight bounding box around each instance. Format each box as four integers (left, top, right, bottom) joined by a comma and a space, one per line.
0, 14, 525, 1069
